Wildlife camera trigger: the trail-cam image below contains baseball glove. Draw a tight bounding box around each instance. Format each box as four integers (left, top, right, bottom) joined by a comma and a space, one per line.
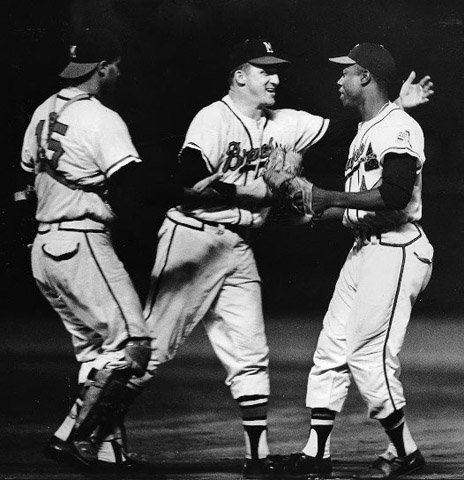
263, 169, 316, 219
265, 145, 304, 176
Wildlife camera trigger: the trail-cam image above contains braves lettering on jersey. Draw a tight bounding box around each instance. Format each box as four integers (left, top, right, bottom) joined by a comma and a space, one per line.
140, 94, 330, 464
174, 94, 329, 227
306, 101, 434, 426
343, 102, 424, 229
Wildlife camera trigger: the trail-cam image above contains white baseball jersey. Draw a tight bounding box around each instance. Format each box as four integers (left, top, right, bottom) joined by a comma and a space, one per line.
343, 102, 425, 230
21, 86, 141, 224
177, 94, 329, 227
141, 96, 328, 404
306, 102, 434, 421
23, 86, 149, 371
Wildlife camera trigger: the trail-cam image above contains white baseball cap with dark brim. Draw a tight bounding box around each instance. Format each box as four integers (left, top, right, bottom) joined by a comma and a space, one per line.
228, 39, 290, 72
329, 42, 398, 83
59, 28, 121, 79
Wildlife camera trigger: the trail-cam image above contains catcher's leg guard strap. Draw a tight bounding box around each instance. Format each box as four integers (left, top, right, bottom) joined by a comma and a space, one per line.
96, 382, 144, 455
124, 338, 151, 377
72, 368, 132, 441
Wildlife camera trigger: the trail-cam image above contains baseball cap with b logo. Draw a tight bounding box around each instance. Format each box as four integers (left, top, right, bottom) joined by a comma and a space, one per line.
59, 28, 121, 79
228, 39, 290, 72
329, 42, 398, 83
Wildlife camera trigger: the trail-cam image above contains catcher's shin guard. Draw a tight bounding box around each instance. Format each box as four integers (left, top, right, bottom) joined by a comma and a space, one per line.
98, 382, 143, 452
71, 368, 132, 442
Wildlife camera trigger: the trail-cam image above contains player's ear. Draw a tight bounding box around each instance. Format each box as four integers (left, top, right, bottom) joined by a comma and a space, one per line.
234, 68, 247, 86
97, 61, 109, 77
360, 69, 372, 86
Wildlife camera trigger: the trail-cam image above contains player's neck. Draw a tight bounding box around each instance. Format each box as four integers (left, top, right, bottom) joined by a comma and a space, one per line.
359, 94, 390, 122
229, 90, 265, 121
73, 75, 101, 96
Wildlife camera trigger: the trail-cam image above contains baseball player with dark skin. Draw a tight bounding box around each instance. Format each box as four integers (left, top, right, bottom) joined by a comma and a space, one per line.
130, 40, 433, 478
265, 43, 434, 479
18, 28, 218, 471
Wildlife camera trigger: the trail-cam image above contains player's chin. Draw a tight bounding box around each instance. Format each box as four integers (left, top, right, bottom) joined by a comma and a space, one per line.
339, 95, 350, 107
263, 94, 277, 107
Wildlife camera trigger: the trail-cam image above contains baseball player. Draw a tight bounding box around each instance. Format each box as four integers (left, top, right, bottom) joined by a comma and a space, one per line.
20, 28, 159, 470
266, 43, 434, 479
131, 39, 433, 478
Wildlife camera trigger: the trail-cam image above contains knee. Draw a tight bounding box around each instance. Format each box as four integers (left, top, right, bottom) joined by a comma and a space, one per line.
345, 348, 362, 372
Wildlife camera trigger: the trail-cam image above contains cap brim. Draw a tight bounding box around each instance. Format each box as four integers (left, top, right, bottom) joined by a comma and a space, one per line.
249, 56, 290, 66
59, 62, 99, 79
329, 55, 356, 65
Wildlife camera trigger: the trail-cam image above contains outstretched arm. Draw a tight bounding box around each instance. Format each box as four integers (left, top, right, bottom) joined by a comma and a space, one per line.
180, 147, 273, 208
308, 154, 417, 214
395, 71, 434, 110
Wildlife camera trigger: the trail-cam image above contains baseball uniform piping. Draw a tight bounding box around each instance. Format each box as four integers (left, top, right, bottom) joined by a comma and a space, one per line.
84, 232, 131, 335
106, 156, 140, 177
220, 100, 254, 150
144, 222, 178, 320
382, 245, 406, 411
220, 100, 257, 185
357, 108, 399, 147
309, 118, 331, 147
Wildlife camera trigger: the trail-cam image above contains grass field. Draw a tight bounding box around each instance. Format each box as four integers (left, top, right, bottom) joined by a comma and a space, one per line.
1, 311, 463, 479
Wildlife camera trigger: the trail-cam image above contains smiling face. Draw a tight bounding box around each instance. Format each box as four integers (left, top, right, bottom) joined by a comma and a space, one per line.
240, 63, 281, 108
337, 63, 365, 108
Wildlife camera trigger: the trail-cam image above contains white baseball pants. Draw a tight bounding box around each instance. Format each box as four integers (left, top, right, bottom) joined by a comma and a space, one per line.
31, 219, 149, 373
307, 223, 433, 419
142, 214, 270, 399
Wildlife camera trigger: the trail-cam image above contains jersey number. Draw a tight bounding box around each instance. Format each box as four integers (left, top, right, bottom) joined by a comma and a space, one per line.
35, 117, 69, 169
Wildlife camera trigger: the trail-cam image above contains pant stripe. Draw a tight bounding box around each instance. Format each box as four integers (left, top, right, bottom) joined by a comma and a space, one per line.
382, 245, 406, 411
84, 233, 131, 335
144, 222, 178, 319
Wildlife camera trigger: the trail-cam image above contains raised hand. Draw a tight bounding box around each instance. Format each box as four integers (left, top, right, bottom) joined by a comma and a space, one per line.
397, 71, 434, 109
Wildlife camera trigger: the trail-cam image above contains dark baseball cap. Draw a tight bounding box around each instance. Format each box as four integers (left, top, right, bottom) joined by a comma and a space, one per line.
329, 42, 398, 83
228, 39, 290, 72
59, 28, 121, 79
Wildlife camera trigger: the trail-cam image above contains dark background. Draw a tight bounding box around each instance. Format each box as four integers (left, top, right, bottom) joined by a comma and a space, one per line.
3, 0, 464, 320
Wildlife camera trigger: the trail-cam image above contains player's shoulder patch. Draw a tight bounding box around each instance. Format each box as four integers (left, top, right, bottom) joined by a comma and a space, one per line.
396, 130, 411, 146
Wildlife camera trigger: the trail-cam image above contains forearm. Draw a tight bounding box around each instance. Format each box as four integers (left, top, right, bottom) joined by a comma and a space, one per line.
316, 187, 388, 211
314, 154, 416, 213
318, 207, 345, 221
236, 177, 273, 206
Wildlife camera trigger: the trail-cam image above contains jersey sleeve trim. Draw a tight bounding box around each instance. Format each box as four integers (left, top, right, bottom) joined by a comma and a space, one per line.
310, 118, 331, 147
379, 146, 423, 167
106, 155, 141, 178
181, 142, 215, 173
21, 160, 34, 173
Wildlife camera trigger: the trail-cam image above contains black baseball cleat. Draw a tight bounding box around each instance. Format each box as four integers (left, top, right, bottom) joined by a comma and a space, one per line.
266, 453, 333, 478
44, 436, 97, 467
242, 456, 280, 478
355, 449, 426, 479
